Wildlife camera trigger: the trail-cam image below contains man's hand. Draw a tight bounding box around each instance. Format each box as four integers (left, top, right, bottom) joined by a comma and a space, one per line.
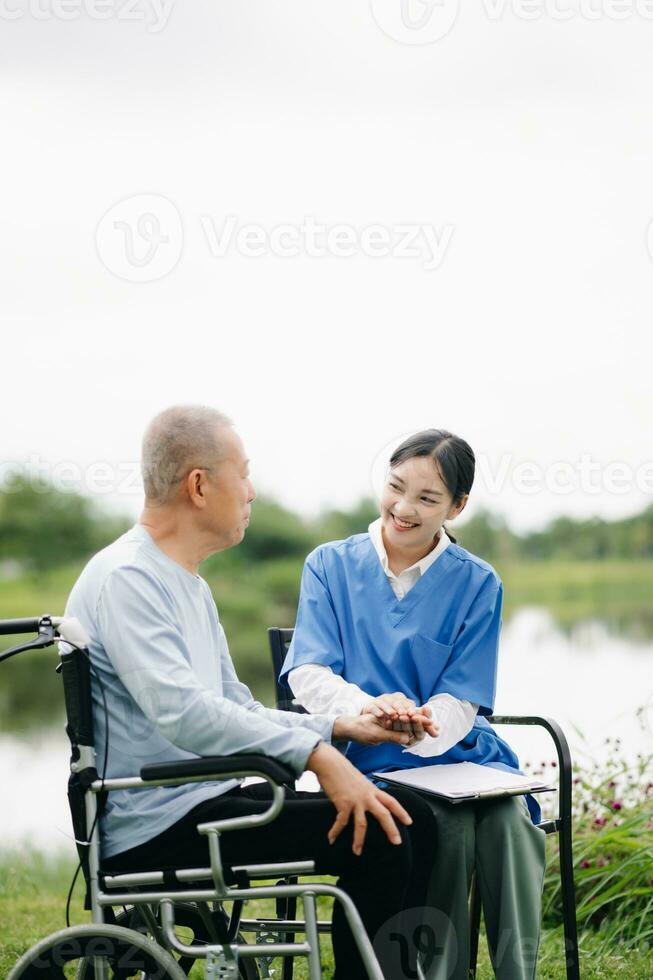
306, 742, 413, 856
362, 694, 440, 739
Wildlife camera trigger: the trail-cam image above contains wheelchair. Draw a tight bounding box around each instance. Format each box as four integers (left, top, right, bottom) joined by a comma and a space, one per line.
1, 615, 386, 980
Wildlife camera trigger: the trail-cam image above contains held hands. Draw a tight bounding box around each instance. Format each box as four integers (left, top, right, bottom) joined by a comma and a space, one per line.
362, 693, 440, 745
307, 742, 413, 855
332, 712, 426, 746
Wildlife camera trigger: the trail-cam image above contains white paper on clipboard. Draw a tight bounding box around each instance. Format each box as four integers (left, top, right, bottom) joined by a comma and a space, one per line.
374, 761, 556, 802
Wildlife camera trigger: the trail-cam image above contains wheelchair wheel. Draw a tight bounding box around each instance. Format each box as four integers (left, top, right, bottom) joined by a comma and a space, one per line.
76, 904, 260, 979
7, 923, 187, 979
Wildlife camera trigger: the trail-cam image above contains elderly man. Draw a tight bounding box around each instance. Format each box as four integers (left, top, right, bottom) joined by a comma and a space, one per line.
63, 405, 438, 980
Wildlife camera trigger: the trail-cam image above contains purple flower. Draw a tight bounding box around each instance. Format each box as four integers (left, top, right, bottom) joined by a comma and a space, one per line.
610, 800, 623, 811
580, 860, 592, 869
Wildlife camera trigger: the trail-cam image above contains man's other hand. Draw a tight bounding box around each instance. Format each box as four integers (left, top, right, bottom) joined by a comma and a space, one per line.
306, 742, 412, 856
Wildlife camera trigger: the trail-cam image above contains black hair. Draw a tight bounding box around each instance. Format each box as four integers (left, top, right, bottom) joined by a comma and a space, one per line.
389, 429, 475, 544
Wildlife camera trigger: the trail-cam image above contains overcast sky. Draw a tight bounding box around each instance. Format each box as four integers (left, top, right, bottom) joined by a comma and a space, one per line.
2, 1, 653, 532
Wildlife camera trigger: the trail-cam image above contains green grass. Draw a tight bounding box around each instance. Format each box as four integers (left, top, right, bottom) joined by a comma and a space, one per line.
2, 851, 652, 978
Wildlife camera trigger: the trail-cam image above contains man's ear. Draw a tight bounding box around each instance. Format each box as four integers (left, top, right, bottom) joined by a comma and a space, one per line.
187, 469, 207, 507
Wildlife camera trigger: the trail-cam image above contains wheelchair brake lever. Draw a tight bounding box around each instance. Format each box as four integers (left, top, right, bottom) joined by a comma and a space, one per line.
0, 615, 60, 666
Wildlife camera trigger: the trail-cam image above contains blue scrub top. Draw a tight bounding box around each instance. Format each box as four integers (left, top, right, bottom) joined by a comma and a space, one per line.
280, 533, 541, 825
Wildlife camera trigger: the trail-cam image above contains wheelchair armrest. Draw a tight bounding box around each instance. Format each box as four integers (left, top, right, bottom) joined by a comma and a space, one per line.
487, 714, 572, 771
140, 753, 296, 786
487, 714, 573, 828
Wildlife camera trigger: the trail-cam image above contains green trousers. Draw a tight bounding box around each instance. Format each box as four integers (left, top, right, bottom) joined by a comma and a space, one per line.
420, 794, 547, 980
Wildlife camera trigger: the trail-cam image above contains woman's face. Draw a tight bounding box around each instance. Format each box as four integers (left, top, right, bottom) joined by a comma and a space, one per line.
380, 455, 468, 552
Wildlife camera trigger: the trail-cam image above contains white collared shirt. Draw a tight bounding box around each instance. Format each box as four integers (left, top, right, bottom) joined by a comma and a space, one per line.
289, 519, 479, 758
367, 515, 451, 599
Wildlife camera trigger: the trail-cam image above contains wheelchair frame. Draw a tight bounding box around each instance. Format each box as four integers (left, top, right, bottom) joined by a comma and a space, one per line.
1, 615, 386, 980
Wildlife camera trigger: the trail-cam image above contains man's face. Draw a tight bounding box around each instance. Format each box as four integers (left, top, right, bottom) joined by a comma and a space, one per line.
201, 426, 255, 550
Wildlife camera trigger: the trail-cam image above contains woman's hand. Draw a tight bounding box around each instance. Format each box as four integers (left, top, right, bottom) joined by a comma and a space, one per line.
307, 742, 413, 855
362, 695, 440, 739
363, 691, 417, 719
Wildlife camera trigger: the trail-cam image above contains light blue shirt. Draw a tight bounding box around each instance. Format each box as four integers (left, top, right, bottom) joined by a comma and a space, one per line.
63, 524, 333, 859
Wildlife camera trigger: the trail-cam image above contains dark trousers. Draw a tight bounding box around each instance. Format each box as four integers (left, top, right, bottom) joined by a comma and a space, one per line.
103, 782, 438, 980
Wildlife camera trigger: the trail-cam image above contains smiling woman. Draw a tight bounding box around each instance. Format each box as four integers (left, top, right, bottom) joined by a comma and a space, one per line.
280, 429, 548, 980
380, 429, 472, 563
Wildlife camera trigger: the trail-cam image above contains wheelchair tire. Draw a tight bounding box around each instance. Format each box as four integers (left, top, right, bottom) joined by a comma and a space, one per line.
7, 922, 188, 980
75, 904, 260, 980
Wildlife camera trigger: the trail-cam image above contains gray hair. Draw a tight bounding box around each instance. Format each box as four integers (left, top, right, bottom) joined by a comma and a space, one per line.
141, 405, 232, 504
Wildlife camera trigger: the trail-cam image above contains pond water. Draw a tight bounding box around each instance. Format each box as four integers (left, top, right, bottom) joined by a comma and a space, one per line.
1, 608, 651, 855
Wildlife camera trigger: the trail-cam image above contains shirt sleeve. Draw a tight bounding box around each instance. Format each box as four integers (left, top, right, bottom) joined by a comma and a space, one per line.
289, 664, 374, 716
96, 565, 325, 777
279, 549, 346, 684
430, 575, 503, 715
217, 625, 335, 740
404, 694, 478, 758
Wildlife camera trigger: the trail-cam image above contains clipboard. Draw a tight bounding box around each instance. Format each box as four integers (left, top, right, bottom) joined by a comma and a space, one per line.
373, 761, 556, 803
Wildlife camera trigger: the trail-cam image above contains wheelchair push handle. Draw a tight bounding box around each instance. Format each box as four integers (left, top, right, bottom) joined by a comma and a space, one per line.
0, 615, 88, 667
0, 616, 61, 636
0, 615, 89, 642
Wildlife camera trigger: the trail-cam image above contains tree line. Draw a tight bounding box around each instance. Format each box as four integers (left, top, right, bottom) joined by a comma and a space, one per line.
1, 471, 652, 574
